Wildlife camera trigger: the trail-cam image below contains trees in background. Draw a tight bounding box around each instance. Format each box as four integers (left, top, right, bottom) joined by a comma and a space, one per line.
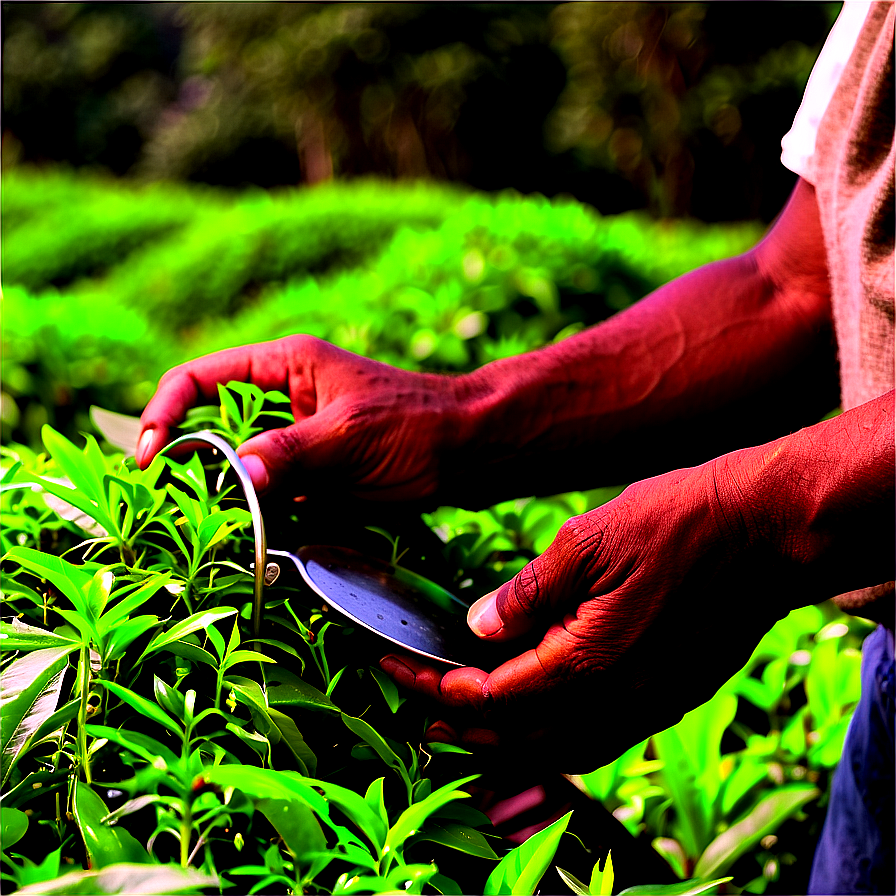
2, 2, 838, 219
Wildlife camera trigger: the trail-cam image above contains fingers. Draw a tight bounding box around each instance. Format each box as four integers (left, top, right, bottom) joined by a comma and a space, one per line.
137, 338, 315, 468
468, 518, 595, 642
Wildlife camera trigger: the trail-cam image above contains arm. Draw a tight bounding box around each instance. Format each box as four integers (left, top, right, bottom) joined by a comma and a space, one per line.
444, 178, 838, 503
139, 179, 835, 506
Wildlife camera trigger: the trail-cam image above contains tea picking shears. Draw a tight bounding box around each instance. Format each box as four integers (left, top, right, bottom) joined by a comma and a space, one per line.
89, 406, 483, 666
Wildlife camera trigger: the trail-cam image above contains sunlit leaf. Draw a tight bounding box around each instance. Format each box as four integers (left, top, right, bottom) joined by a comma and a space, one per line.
694, 784, 819, 879
1, 646, 71, 785
14, 862, 217, 895
619, 877, 734, 895
484, 809, 572, 895
0, 619, 79, 652
136, 607, 238, 661
72, 781, 151, 867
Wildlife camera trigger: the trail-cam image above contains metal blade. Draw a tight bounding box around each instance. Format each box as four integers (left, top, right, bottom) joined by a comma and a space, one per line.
268, 545, 482, 666
90, 406, 143, 456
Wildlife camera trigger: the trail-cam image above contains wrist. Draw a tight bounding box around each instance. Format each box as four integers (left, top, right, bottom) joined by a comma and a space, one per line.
708, 393, 895, 603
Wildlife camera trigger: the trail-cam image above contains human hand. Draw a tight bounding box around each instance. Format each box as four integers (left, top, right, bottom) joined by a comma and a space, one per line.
381, 458, 792, 772
136, 335, 467, 502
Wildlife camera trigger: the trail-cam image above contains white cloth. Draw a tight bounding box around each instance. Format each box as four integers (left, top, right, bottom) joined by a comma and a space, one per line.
780, 2, 872, 180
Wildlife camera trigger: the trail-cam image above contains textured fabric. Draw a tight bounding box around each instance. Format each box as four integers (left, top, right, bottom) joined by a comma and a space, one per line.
807, 625, 895, 895
781, 2, 871, 178
806, 0, 895, 412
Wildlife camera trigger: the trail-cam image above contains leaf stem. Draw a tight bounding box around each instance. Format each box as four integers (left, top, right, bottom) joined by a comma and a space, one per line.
76, 643, 92, 784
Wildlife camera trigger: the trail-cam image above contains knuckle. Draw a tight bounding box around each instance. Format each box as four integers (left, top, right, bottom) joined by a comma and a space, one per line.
283, 333, 321, 359
508, 563, 544, 618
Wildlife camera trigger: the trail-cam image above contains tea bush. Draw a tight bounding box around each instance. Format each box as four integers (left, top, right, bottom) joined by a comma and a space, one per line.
0, 170, 872, 895
2, 166, 762, 447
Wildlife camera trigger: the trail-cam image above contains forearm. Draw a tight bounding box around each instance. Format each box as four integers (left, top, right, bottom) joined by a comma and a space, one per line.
448, 248, 836, 504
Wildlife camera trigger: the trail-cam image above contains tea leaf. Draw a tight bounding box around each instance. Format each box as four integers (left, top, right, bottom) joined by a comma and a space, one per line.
342, 713, 408, 779
85, 724, 178, 767
4, 547, 98, 620
555, 866, 590, 896
266, 668, 338, 713
137, 607, 238, 661
0, 619, 79, 652
410, 821, 499, 860
256, 797, 327, 861
14, 863, 218, 895
619, 878, 734, 895
268, 708, 318, 777
202, 766, 331, 819
369, 666, 403, 713
1, 805, 29, 849
365, 776, 389, 834
483, 809, 571, 896
94, 680, 185, 738
385, 776, 478, 858
694, 784, 819, 879
72, 781, 151, 867
1, 646, 71, 785
589, 851, 614, 896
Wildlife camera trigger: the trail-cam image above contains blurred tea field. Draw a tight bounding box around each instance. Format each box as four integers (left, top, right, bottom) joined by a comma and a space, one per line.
1, 165, 764, 448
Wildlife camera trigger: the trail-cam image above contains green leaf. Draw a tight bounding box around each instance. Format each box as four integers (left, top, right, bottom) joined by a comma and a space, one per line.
256, 798, 327, 863
1, 646, 70, 785
619, 878, 734, 895
41, 426, 103, 503
27, 698, 80, 750
365, 777, 390, 835
429, 872, 464, 895
268, 707, 318, 777
589, 851, 614, 896
369, 666, 403, 713
156, 639, 217, 668
410, 821, 499, 860
202, 765, 331, 820
72, 781, 151, 867
341, 713, 408, 779
153, 676, 187, 720
102, 615, 160, 662
1, 806, 29, 849
0, 619, 79, 652
484, 810, 572, 896
694, 785, 819, 879
385, 776, 478, 858
221, 648, 276, 670
94, 680, 185, 738
137, 608, 238, 661
3, 547, 97, 621
555, 866, 590, 896
99, 572, 173, 630
266, 668, 338, 712
218, 382, 242, 432
85, 725, 179, 768
14, 863, 218, 895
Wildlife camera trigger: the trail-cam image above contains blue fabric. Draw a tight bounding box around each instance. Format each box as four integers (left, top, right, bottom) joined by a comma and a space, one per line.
808, 625, 895, 895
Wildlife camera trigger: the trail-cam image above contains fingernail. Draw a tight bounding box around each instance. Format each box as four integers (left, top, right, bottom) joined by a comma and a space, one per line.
380, 656, 416, 687
240, 454, 269, 492
468, 593, 503, 637
135, 429, 154, 466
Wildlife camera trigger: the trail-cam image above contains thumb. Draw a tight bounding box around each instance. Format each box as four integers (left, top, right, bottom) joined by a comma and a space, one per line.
236, 412, 341, 496
467, 520, 588, 641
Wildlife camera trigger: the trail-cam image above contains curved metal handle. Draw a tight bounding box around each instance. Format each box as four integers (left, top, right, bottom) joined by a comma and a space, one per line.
159, 432, 266, 640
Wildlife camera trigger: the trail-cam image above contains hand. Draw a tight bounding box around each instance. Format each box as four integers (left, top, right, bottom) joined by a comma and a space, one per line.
137, 335, 465, 502
381, 457, 793, 773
